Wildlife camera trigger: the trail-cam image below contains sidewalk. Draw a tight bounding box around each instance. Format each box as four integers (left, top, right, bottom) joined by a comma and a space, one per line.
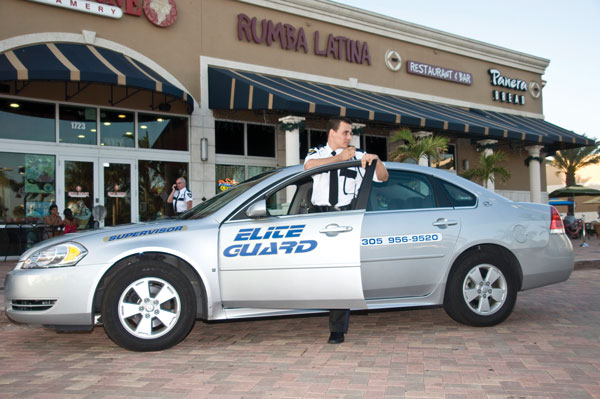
571, 236, 600, 269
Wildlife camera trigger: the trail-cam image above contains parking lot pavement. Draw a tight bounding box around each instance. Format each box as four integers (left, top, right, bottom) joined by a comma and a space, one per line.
0, 263, 599, 399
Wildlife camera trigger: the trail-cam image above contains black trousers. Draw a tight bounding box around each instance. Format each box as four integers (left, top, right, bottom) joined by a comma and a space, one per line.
312, 204, 351, 333
329, 309, 350, 333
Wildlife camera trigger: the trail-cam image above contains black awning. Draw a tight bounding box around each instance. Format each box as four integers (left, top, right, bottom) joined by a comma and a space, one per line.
208, 66, 591, 147
0, 43, 193, 111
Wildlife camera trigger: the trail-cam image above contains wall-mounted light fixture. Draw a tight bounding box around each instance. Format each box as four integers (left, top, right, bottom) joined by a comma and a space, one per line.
201, 137, 208, 161
462, 159, 469, 170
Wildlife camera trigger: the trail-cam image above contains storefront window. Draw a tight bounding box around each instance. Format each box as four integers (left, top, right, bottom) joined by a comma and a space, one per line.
215, 121, 276, 157
431, 143, 456, 170
138, 113, 188, 151
363, 135, 388, 161
100, 109, 134, 147
215, 121, 244, 155
0, 152, 56, 223
138, 160, 188, 221
248, 165, 274, 178
215, 164, 245, 193
0, 98, 55, 142
215, 164, 274, 193
300, 129, 327, 160
247, 123, 275, 157
59, 105, 97, 145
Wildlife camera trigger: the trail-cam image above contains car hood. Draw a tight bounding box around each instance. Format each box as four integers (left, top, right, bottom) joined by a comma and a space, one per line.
20, 218, 206, 258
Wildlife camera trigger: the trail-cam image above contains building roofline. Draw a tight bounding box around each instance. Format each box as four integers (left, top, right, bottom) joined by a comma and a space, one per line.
236, 0, 550, 74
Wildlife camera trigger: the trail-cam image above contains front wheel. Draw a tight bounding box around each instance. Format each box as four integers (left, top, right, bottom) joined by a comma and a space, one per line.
101, 261, 196, 351
444, 250, 518, 327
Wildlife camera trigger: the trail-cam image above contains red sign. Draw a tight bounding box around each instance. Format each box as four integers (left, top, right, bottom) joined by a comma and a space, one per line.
29, 0, 178, 27
143, 0, 177, 27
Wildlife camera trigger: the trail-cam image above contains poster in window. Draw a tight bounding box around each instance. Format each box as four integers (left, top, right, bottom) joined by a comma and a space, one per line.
25, 155, 55, 194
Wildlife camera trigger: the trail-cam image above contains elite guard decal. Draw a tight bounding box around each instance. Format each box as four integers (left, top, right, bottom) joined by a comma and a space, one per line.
223, 224, 318, 257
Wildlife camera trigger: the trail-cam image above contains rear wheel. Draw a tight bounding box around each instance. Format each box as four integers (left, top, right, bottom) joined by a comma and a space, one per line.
444, 250, 518, 327
102, 261, 196, 351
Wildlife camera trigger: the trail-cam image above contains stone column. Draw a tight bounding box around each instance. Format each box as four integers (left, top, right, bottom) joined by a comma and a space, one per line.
413, 131, 433, 166
279, 115, 305, 204
477, 139, 498, 191
350, 123, 365, 148
278, 115, 305, 167
526, 145, 544, 203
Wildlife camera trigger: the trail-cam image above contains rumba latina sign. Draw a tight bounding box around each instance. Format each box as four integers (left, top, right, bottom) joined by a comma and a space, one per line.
237, 13, 371, 66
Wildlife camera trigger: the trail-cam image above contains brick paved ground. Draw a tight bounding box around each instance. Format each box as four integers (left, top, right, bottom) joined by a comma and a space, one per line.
1, 239, 599, 399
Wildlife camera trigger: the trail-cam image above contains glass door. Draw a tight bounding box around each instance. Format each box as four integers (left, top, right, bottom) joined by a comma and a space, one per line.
59, 157, 137, 229
100, 158, 136, 227
59, 157, 98, 231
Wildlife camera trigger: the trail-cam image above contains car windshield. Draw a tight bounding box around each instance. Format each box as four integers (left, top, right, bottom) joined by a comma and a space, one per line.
179, 170, 279, 220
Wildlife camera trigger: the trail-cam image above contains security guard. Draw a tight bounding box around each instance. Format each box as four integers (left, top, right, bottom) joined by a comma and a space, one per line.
167, 177, 193, 215
304, 117, 389, 344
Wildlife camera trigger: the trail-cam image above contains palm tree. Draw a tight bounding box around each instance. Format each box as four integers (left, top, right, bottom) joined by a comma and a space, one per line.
461, 151, 511, 189
390, 129, 449, 164
547, 142, 600, 187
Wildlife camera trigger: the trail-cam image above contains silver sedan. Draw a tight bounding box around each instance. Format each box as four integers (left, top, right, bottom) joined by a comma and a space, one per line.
4, 160, 573, 351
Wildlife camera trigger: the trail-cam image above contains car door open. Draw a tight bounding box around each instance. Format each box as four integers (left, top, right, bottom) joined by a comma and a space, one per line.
218, 161, 374, 311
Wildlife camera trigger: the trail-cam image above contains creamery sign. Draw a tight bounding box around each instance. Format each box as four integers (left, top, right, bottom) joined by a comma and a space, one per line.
27, 0, 178, 27
237, 14, 372, 66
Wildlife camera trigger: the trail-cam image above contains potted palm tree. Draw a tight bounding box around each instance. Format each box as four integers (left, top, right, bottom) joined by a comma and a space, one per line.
390, 128, 449, 165
460, 151, 511, 189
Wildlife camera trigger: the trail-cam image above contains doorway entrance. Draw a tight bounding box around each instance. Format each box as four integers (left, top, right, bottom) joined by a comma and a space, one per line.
57, 157, 137, 229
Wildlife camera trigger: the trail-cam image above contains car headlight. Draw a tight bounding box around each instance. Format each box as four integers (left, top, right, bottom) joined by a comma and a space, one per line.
22, 242, 88, 269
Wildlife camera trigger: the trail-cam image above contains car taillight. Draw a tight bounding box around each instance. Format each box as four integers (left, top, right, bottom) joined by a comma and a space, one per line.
550, 206, 565, 234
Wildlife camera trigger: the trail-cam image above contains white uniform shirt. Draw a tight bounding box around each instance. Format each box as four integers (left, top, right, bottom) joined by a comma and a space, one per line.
304, 144, 379, 207
173, 187, 192, 214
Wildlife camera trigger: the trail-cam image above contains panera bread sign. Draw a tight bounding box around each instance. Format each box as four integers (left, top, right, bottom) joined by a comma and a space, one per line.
489, 68, 527, 105
237, 14, 372, 66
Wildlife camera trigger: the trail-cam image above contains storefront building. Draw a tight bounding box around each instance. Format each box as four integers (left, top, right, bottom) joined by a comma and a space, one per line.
0, 0, 591, 250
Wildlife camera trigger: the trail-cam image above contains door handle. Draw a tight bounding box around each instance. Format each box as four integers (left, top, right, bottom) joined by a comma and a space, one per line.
432, 218, 458, 228
319, 223, 353, 237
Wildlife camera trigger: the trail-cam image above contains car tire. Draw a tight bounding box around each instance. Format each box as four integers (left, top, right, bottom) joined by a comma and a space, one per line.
444, 250, 518, 327
101, 261, 196, 351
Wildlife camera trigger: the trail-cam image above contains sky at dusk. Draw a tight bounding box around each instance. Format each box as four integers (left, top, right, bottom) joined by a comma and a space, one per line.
334, 0, 600, 142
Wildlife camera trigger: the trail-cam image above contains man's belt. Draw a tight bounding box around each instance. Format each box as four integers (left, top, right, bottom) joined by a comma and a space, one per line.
314, 205, 352, 212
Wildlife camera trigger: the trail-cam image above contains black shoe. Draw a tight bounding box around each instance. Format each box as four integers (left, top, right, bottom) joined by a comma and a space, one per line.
328, 332, 344, 344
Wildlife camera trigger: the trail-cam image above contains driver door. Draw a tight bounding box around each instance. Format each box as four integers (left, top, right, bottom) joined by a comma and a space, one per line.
218, 161, 375, 310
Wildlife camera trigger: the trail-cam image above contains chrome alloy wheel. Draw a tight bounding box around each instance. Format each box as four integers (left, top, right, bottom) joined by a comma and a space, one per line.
117, 277, 182, 339
462, 264, 508, 316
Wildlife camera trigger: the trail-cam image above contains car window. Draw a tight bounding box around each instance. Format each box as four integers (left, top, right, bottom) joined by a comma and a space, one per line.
183, 169, 278, 219
367, 170, 436, 211
266, 177, 310, 216
265, 163, 369, 216
440, 181, 477, 207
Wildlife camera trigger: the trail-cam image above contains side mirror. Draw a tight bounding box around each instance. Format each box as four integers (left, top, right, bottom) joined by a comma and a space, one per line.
246, 199, 268, 218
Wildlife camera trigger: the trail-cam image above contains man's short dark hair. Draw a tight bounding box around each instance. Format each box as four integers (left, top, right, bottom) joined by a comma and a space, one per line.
328, 117, 353, 133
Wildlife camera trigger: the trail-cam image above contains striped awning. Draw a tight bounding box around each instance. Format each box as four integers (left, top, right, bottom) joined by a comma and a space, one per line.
208, 66, 591, 147
0, 43, 193, 110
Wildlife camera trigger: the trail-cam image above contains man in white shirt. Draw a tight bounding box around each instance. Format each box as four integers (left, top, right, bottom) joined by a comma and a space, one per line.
304, 117, 389, 343
167, 177, 193, 215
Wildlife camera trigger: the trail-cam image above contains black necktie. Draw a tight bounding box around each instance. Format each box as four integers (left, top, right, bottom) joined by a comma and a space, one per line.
329, 151, 338, 206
